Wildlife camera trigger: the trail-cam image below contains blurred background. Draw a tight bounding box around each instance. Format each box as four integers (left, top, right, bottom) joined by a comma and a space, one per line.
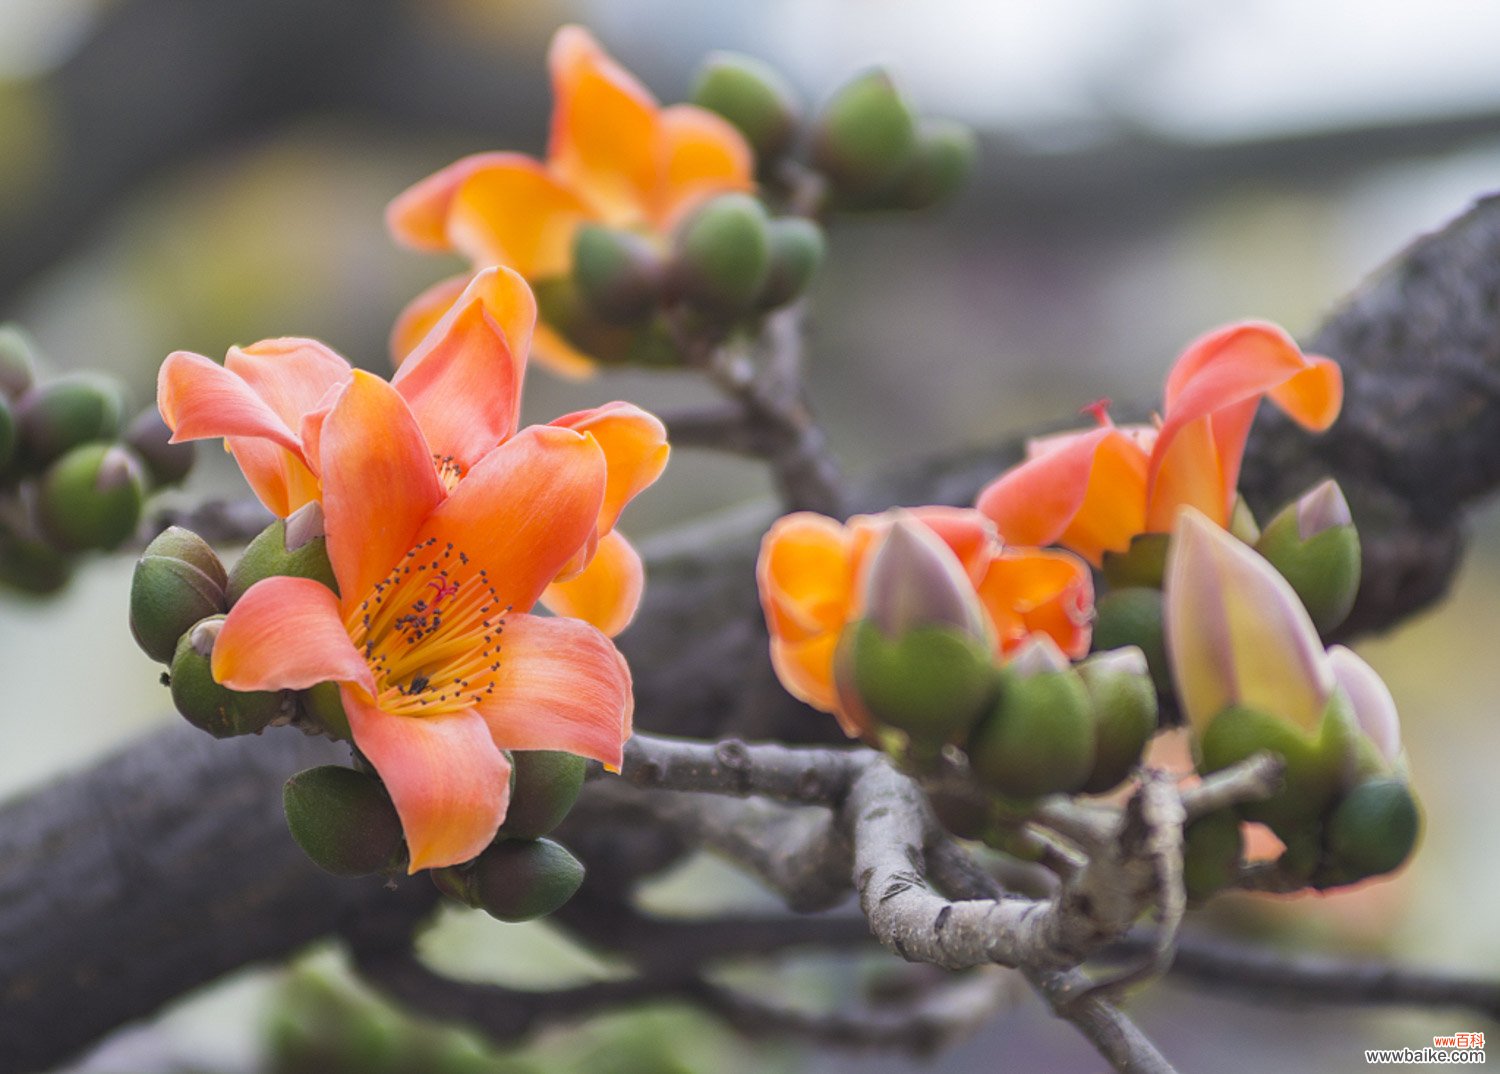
2, 0, 1499, 1070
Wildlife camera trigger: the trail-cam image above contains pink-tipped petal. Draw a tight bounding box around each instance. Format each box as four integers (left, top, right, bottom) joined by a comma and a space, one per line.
390, 275, 469, 368
541, 529, 645, 637
158, 350, 301, 450
223, 338, 352, 429
212, 575, 374, 696
1328, 645, 1402, 764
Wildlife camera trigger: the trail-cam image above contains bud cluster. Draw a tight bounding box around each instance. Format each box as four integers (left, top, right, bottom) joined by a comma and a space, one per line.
0, 325, 193, 596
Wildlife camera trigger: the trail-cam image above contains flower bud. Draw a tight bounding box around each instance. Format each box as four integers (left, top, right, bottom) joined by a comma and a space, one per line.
1090, 586, 1170, 695
572, 225, 664, 324
691, 51, 801, 162
0, 530, 72, 596
1100, 532, 1170, 591
227, 502, 338, 604
497, 750, 589, 839
1255, 480, 1360, 634
966, 636, 1095, 799
432, 838, 585, 922
1327, 645, 1402, 774
812, 69, 917, 196
865, 515, 988, 639
757, 217, 826, 310
1077, 647, 1158, 794
169, 616, 284, 737
1323, 777, 1420, 882
283, 765, 406, 877
124, 407, 195, 488
1181, 809, 1244, 902
671, 193, 772, 317
0, 393, 15, 475
36, 442, 146, 551
300, 680, 352, 740
0, 324, 39, 399
130, 528, 229, 663
892, 117, 978, 210
15, 374, 125, 470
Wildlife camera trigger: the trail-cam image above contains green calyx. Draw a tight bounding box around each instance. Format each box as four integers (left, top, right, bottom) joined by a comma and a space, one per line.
757, 217, 826, 309
691, 51, 801, 162
1323, 777, 1420, 882
1181, 809, 1244, 903
671, 193, 772, 318
842, 619, 997, 746
1090, 586, 1171, 695
1100, 533, 1171, 591
967, 666, 1095, 799
812, 68, 917, 197
433, 838, 585, 922
572, 225, 664, 325
130, 550, 229, 663
0, 529, 72, 597
1255, 505, 1361, 635
0, 324, 40, 399
1077, 650, 1159, 794
891, 117, 978, 210
169, 615, 285, 738
533, 277, 680, 367
498, 750, 589, 839
227, 507, 338, 604
283, 765, 407, 877
15, 374, 125, 471
300, 680, 352, 741
36, 443, 146, 551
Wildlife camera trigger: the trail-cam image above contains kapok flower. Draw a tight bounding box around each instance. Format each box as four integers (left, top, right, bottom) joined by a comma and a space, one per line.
211, 369, 633, 871
757, 506, 1093, 737
387, 25, 755, 377
976, 322, 1343, 565
156, 268, 668, 636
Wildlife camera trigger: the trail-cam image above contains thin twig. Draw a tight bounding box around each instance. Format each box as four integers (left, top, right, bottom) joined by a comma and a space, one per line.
617, 732, 865, 805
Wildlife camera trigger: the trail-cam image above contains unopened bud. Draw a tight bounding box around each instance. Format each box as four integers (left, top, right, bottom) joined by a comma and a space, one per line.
1181, 810, 1244, 903
0, 324, 40, 399
227, 502, 338, 604
1255, 480, 1360, 634
672, 193, 772, 318
36, 443, 146, 551
966, 636, 1095, 799
1100, 533, 1170, 591
0, 394, 15, 475
837, 619, 996, 746
130, 529, 229, 663
124, 407, 195, 488
0, 531, 72, 596
812, 69, 917, 197
865, 515, 987, 638
757, 217, 826, 310
691, 51, 801, 162
1327, 645, 1401, 773
15, 374, 125, 470
1090, 586, 1170, 694
1077, 647, 1159, 794
169, 616, 284, 737
497, 750, 588, 839
572, 225, 664, 324
892, 117, 978, 210
1323, 777, 1419, 881
433, 838, 585, 922
283, 765, 406, 877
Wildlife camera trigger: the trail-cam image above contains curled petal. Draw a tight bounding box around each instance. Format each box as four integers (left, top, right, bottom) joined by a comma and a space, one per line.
390, 275, 469, 368
977, 547, 1094, 660
342, 691, 511, 872
653, 104, 755, 226
387, 151, 519, 252
448, 156, 590, 278
757, 512, 855, 644
212, 575, 374, 697
541, 529, 645, 637
473, 613, 633, 768
1144, 415, 1229, 531
223, 338, 351, 429
550, 401, 669, 535
158, 350, 301, 451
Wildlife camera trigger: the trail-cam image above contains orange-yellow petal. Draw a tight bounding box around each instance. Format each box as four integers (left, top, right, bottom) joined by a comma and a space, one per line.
769, 633, 843, 720
413, 424, 606, 614
757, 512, 854, 644
341, 689, 511, 872
390, 275, 469, 368
223, 437, 322, 517
532, 321, 599, 379
158, 350, 301, 451
471, 612, 633, 768
541, 529, 644, 637
652, 103, 755, 227
550, 401, 669, 535
1145, 415, 1229, 531
318, 371, 445, 609
212, 575, 374, 696
447, 157, 591, 278
387, 150, 521, 252
976, 548, 1094, 659
1269, 355, 1343, 431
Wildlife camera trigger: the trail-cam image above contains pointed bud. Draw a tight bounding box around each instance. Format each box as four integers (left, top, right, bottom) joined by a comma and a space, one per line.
1166, 508, 1334, 737
434, 838, 585, 922
691, 51, 801, 162
36, 443, 146, 551
1090, 586, 1171, 694
0, 324, 40, 399
227, 502, 338, 604
1100, 532, 1171, 590
572, 225, 665, 324
130, 529, 229, 663
892, 117, 978, 210
124, 407, 195, 488
966, 636, 1095, 799
672, 193, 772, 318
169, 616, 284, 737
837, 619, 997, 746
1323, 777, 1420, 882
757, 217, 826, 310
1255, 480, 1361, 634
812, 68, 917, 197
283, 765, 407, 877
864, 515, 987, 639
1181, 809, 1244, 902
497, 750, 589, 839
1327, 645, 1401, 769
1077, 647, 1159, 794
15, 374, 125, 470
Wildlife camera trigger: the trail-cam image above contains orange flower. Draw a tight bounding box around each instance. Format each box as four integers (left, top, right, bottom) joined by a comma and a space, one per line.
157, 268, 668, 637
209, 369, 634, 871
386, 25, 754, 378
757, 506, 1093, 737
975, 321, 1343, 565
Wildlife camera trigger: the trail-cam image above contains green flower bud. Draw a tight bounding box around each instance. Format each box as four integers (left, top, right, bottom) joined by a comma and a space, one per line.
283, 765, 407, 877
533, 277, 662, 366
0, 324, 40, 399
130, 529, 230, 663
227, 501, 338, 604
1324, 777, 1420, 881
1100, 533, 1170, 591
671, 193, 772, 317
572, 225, 664, 324
301, 680, 352, 741
123, 407, 195, 488
1077, 647, 1159, 794
757, 217, 826, 309
498, 750, 588, 839
36, 443, 146, 551
1181, 809, 1244, 902
967, 638, 1095, 799
840, 620, 997, 746
892, 117, 978, 210
0, 530, 72, 596
15, 374, 125, 470
812, 68, 917, 196
169, 616, 285, 737
0, 394, 15, 475
1090, 586, 1171, 695
1255, 480, 1361, 634
433, 838, 585, 922
691, 51, 801, 162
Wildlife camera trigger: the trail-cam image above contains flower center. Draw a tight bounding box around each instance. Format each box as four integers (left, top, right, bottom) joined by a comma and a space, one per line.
346, 537, 508, 716
433, 454, 465, 493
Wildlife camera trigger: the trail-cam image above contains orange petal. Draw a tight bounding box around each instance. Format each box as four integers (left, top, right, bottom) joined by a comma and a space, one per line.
447, 156, 590, 278
769, 633, 843, 721
318, 371, 445, 608
224, 437, 322, 517
212, 575, 374, 696
1145, 415, 1230, 531
532, 321, 598, 379
653, 103, 755, 226
341, 690, 511, 872
550, 401, 669, 535
757, 512, 854, 644
390, 275, 468, 368
158, 350, 301, 451
541, 529, 644, 637
547, 25, 658, 224
223, 338, 351, 429
472, 613, 633, 767
977, 548, 1094, 659
413, 424, 606, 613
387, 150, 521, 252
1269, 355, 1343, 431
